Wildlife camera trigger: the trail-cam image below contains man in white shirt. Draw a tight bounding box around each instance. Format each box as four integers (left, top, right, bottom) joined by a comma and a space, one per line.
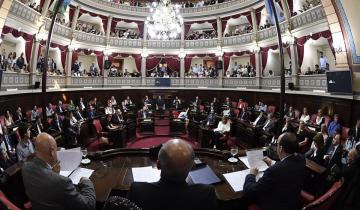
212, 117, 231, 149
319, 52, 328, 72
299, 107, 310, 124
192, 64, 199, 75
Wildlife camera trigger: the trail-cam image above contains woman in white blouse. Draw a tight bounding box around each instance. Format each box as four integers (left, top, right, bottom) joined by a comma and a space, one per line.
314, 109, 325, 126
299, 107, 310, 124
212, 116, 231, 149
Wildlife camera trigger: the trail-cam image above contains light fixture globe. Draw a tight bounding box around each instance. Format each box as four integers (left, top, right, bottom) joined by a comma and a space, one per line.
145, 0, 183, 40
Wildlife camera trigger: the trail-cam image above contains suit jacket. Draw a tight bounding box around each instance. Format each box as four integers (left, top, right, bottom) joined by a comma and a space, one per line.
128, 178, 218, 210
254, 116, 266, 128
14, 112, 24, 123
22, 157, 96, 210
56, 105, 63, 114
243, 154, 306, 210
30, 122, 44, 138
74, 111, 84, 121
239, 111, 250, 122
51, 118, 63, 132
349, 127, 360, 142
327, 145, 342, 168
262, 119, 276, 133
112, 114, 123, 125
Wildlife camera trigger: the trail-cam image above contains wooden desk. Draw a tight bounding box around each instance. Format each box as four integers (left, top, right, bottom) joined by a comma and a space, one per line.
87, 148, 247, 203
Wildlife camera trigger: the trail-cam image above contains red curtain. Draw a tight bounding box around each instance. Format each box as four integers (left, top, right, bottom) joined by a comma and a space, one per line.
79, 9, 108, 32
95, 52, 104, 74
108, 53, 141, 72
245, 12, 253, 27
261, 46, 279, 73
296, 30, 333, 67
287, 0, 294, 16
25, 39, 33, 64
134, 54, 141, 73
250, 54, 256, 68
185, 56, 192, 73
72, 51, 78, 65
50, 43, 67, 69
164, 56, 180, 72
40, 0, 45, 8
184, 54, 216, 72
146, 56, 162, 70
255, 6, 264, 28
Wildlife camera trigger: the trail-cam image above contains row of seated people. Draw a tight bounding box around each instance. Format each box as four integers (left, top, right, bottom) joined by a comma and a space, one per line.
20, 0, 42, 13
186, 30, 217, 40
0, 50, 28, 73
110, 29, 140, 39
226, 63, 256, 77
108, 67, 140, 77
36, 55, 63, 75
75, 22, 105, 36
304, 64, 330, 75
297, 0, 322, 14
223, 25, 253, 37
72, 60, 101, 77
187, 64, 218, 78
147, 64, 179, 78
103, 0, 226, 8
0, 94, 359, 210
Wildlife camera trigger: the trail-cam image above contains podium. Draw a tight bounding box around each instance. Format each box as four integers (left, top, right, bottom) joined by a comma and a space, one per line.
155, 78, 170, 87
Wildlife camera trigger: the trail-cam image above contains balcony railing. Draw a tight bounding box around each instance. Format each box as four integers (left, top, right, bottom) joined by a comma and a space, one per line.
291, 5, 327, 30
223, 33, 254, 46
108, 37, 143, 48
298, 75, 327, 91
260, 76, 293, 89
1, 72, 30, 89
71, 76, 104, 87
73, 31, 106, 45
184, 78, 219, 87
146, 40, 181, 49
257, 21, 288, 41
185, 39, 218, 49
9, 0, 40, 23
223, 77, 257, 88
34, 75, 66, 88
105, 77, 141, 86
45, 18, 72, 39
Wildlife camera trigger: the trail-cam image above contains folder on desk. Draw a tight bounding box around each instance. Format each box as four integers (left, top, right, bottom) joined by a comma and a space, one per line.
57, 149, 94, 185
188, 165, 221, 185
223, 169, 263, 192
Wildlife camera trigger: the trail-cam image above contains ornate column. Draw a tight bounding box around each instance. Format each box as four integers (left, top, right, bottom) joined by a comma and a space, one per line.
280, 0, 291, 21
71, 6, 81, 31
143, 23, 148, 47
254, 47, 261, 88
106, 16, 112, 40
141, 52, 147, 86
180, 23, 185, 49
29, 36, 40, 86
65, 48, 73, 87
288, 38, 299, 87
250, 8, 258, 39
216, 16, 222, 46
41, 0, 51, 17
179, 51, 185, 86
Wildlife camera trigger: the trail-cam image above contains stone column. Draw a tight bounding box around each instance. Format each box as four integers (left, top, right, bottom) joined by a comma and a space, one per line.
106, 16, 112, 39
141, 55, 147, 86
250, 8, 258, 37
179, 53, 185, 86
143, 23, 148, 48
180, 23, 184, 49
41, 0, 51, 17
280, 0, 291, 21
29, 37, 40, 86
289, 40, 299, 87
255, 49, 262, 88
71, 6, 81, 31
65, 49, 73, 87
218, 56, 223, 87
216, 16, 222, 46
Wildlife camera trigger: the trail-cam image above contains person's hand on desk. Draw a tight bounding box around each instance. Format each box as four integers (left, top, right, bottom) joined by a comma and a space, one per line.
250, 168, 259, 176
263, 156, 273, 166
80, 177, 90, 183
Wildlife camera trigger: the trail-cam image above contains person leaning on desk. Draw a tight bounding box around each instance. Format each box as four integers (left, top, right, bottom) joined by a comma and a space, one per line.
243, 132, 306, 210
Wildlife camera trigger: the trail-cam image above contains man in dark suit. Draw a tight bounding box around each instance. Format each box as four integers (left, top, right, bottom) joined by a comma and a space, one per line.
239, 107, 250, 122
56, 101, 64, 114
252, 111, 267, 128
138, 106, 150, 120
22, 133, 96, 210
51, 113, 63, 132
31, 116, 44, 139
14, 106, 25, 124
324, 133, 342, 169
87, 105, 96, 119
243, 132, 306, 210
128, 139, 218, 210
74, 106, 85, 121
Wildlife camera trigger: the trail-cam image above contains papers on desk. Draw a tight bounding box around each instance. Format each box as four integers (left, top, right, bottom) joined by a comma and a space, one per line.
132, 166, 161, 183
245, 149, 269, 171
143, 119, 152, 122
223, 169, 264, 192
188, 165, 221, 185
57, 148, 94, 185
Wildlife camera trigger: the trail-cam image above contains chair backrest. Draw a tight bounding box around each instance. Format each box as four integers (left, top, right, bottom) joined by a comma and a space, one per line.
323, 116, 331, 127
199, 105, 205, 112
302, 180, 343, 210
234, 109, 240, 118
267, 105, 276, 113
231, 101, 237, 108
310, 114, 317, 124
294, 109, 301, 119
172, 111, 179, 118
0, 191, 21, 210
342, 127, 349, 141
93, 119, 103, 134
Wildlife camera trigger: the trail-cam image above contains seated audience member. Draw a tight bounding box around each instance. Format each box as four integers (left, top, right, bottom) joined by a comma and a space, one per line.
282, 117, 294, 133
324, 133, 342, 169
46, 103, 54, 117
252, 111, 266, 128
178, 108, 189, 122
299, 107, 310, 124
319, 124, 329, 143
237, 99, 247, 109
67, 100, 76, 112
139, 106, 150, 120
14, 106, 24, 123
4, 110, 14, 127
328, 114, 341, 137
22, 133, 96, 210
102, 196, 141, 210
0, 148, 15, 170
87, 105, 97, 119
15, 53, 26, 72
257, 101, 267, 112
344, 119, 360, 152
238, 107, 250, 122
222, 105, 234, 118
204, 109, 217, 127
31, 116, 44, 138
144, 95, 152, 107
105, 101, 115, 115
112, 109, 124, 125
79, 97, 86, 111
296, 120, 310, 150
31, 105, 39, 121
305, 133, 326, 166
156, 96, 165, 112
285, 106, 295, 120
51, 113, 63, 132
0, 126, 16, 159
173, 96, 181, 110
243, 132, 306, 210
72, 60, 80, 76
110, 96, 117, 107
63, 116, 78, 148
128, 139, 218, 210
223, 97, 232, 108
16, 123, 35, 161
262, 113, 276, 133
212, 116, 231, 148
314, 109, 325, 127
89, 63, 99, 76
56, 101, 64, 114
74, 106, 85, 121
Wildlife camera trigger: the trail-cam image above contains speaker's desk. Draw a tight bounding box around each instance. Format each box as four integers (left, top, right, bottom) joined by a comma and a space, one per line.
86, 148, 247, 203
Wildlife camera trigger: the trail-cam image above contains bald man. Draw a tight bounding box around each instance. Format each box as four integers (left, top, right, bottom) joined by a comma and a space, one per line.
128, 139, 218, 210
22, 133, 96, 210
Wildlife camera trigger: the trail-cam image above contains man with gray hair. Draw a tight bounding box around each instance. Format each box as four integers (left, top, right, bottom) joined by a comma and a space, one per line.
22, 133, 96, 210
128, 139, 218, 210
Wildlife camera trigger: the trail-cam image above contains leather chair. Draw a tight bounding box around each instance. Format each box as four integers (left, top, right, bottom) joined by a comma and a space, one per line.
0, 190, 31, 210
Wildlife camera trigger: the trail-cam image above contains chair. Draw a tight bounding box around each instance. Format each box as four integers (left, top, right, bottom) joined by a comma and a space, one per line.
234, 109, 240, 118
102, 196, 141, 210
310, 114, 317, 124
323, 116, 331, 127
231, 101, 237, 108
199, 105, 205, 113
171, 110, 179, 118
294, 109, 301, 120
302, 179, 343, 210
93, 119, 109, 138
0, 190, 31, 210
341, 127, 349, 142
267, 105, 276, 113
